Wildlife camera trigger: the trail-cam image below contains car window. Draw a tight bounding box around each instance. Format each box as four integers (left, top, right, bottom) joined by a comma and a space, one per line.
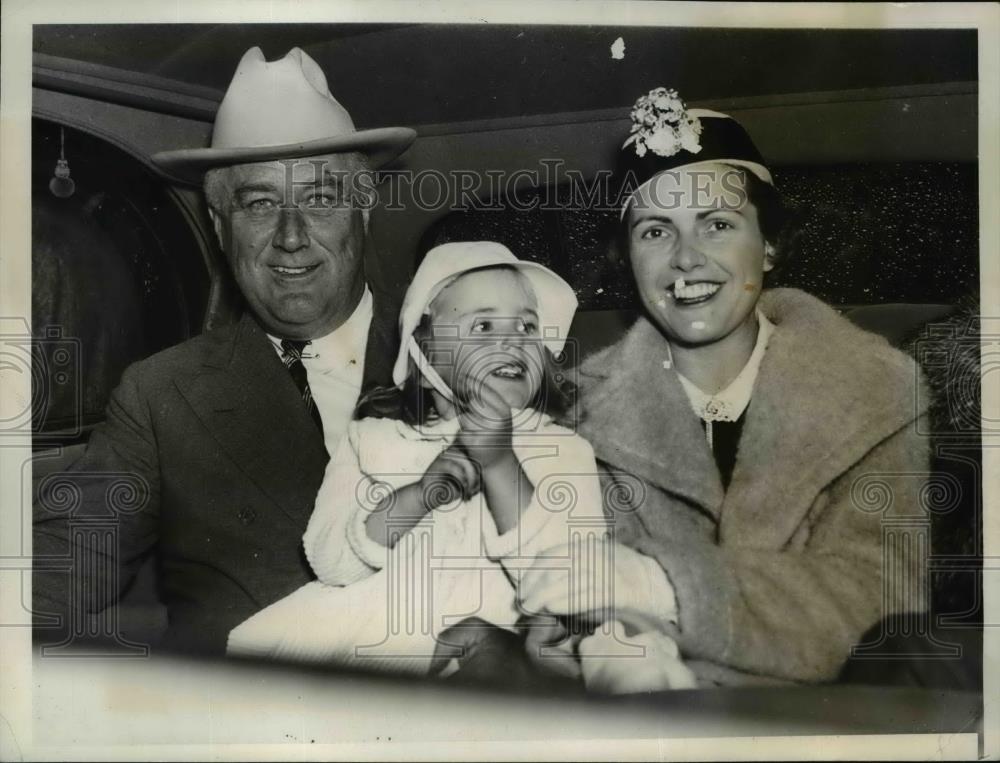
421, 162, 977, 311
31, 119, 209, 446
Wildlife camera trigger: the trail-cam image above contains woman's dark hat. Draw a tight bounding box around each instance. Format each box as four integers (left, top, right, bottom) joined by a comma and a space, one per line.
617, 88, 772, 216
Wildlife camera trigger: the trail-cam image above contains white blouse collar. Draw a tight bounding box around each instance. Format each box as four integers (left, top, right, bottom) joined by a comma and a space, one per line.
675, 310, 774, 423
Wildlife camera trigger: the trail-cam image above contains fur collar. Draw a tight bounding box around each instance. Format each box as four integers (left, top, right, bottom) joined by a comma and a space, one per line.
577, 288, 927, 542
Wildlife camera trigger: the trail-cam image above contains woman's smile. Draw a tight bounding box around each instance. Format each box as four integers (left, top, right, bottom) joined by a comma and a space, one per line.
667, 278, 724, 306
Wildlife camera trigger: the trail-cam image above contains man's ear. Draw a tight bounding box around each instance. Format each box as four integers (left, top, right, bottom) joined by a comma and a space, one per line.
763, 242, 776, 272
208, 208, 225, 250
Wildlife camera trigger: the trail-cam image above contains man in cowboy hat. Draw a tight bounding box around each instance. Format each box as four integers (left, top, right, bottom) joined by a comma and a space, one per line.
33, 47, 416, 655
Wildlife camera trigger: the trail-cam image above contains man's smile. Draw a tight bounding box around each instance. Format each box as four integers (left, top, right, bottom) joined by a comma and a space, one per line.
269, 263, 322, 278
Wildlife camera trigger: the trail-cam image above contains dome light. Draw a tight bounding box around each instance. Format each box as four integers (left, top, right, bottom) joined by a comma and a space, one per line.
49, 127, 75, 199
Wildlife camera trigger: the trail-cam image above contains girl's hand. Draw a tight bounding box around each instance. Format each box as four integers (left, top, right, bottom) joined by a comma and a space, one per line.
454, 369, 533, 535
455, 376, 514, 468
419, 445, 481, 509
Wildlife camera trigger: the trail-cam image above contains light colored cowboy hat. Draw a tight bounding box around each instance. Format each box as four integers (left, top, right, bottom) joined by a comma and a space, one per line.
152, 47, 416, 185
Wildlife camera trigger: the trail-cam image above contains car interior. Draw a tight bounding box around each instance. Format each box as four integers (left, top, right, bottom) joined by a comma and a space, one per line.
28, 22, 983, 734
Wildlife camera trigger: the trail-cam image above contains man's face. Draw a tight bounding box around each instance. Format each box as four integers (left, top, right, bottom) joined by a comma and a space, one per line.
210, 154, 367, 340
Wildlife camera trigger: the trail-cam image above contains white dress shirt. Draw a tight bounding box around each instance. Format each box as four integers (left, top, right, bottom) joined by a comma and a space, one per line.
267, 287, 373, 455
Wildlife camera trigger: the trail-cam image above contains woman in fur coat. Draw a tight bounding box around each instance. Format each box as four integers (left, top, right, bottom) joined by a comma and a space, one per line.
519, 89, 930, 687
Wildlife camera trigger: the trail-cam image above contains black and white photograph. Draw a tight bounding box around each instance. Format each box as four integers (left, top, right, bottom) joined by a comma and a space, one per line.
1, 1, 997, 760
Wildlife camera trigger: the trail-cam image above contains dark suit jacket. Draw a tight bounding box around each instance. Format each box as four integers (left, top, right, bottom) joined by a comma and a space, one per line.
33, 292, 398, 654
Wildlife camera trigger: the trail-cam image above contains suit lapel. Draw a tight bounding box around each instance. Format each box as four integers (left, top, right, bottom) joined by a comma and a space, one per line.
176, 313, 329, 523
579, 317, 725, 521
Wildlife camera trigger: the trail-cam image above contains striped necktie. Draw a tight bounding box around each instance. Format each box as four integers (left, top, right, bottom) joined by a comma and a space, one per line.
280, 339, 324, 434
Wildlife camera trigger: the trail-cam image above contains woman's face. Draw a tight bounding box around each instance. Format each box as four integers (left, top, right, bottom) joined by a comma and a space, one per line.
626, 163, 773, 347
424, 268, 545, 411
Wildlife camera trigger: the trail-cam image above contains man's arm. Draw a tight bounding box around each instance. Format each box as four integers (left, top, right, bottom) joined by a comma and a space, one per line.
33, 364, 161, 641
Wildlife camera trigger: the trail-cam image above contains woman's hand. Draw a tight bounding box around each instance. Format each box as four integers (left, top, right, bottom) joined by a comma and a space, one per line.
419, 446, 481, 509
518, 541, 679, 636
579, 624, 697, 693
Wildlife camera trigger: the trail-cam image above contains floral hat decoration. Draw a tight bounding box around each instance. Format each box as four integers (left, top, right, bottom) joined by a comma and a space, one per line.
617, 87, 773, 217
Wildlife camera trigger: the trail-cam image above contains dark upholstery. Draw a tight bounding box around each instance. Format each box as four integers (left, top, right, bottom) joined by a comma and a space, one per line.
843, 303, 956, 347
839, 300, 982, 690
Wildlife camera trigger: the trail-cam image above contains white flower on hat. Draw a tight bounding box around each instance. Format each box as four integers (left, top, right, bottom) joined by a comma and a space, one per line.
623, 87, 703, 159
645, 128, 682, 157
679, 126, 702, 154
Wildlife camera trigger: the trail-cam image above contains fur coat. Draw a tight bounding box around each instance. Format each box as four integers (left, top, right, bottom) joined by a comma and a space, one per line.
575, 288, 930, 685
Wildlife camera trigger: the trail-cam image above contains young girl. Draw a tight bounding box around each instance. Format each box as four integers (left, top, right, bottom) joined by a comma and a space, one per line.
227, 242, 694, 691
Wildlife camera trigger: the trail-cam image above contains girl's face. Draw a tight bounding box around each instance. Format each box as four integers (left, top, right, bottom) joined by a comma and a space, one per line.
626, 163, 773, 347
424, 268, 546, 411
